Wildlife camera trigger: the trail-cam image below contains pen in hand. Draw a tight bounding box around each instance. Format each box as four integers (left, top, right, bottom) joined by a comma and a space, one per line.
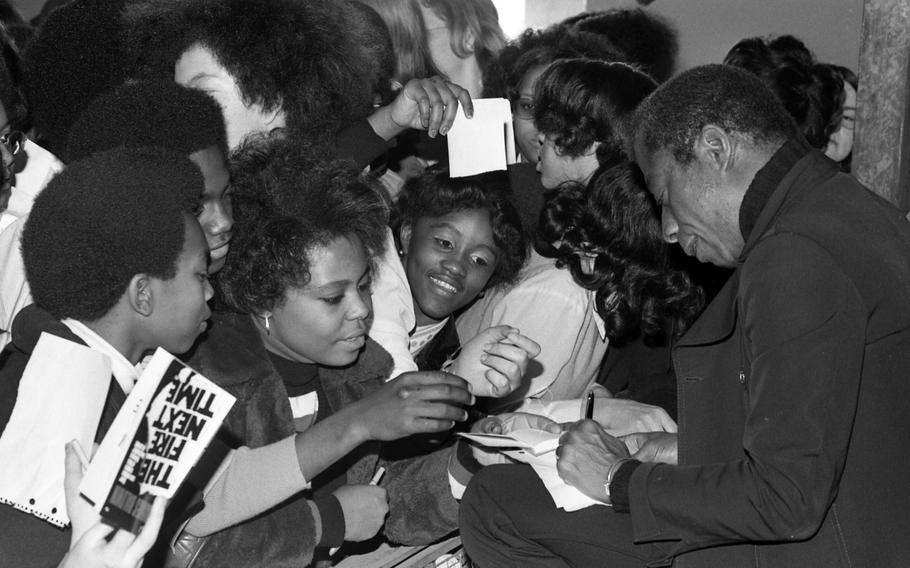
329, 467, 387, 556
584, 391, 595, 420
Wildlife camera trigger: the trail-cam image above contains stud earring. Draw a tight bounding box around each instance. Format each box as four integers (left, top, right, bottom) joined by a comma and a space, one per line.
264, 315, 270, 335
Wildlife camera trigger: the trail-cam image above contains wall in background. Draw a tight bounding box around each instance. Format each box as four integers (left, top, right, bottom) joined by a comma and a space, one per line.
14, 0, 864, 74
586, 0, 864, 72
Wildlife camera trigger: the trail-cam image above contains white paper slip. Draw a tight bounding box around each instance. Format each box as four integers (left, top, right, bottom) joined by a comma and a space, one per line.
0, 332, 111, 527
457, 428, 560, 456
447, 97, 515, 177
523, 452, 605, 512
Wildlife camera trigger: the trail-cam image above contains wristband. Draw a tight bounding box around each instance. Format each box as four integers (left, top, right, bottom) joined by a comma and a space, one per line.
604, 458, 635, 500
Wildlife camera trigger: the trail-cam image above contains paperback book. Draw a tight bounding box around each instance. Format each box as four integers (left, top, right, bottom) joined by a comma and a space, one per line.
79, 348, 235, 534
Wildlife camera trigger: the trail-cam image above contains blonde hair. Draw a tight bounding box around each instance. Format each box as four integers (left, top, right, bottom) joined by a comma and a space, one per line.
420, 0, 505, 67
359, 0, 440, 83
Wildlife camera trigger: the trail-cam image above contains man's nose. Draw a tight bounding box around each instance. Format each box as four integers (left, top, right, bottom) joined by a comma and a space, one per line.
661, 208, 679, 243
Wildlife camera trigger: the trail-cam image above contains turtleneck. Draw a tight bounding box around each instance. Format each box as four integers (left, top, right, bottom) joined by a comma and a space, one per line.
738, 137, 812, 242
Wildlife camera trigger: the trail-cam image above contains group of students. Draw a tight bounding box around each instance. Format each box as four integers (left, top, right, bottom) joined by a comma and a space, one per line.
0, 0, 901, 568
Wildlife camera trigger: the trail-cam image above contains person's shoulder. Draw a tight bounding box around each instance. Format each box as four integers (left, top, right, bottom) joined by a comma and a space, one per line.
510, 252, 585, 295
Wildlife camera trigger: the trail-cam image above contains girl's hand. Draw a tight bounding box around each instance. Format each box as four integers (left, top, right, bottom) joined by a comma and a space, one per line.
368, 76, 473, 140
468, 412, 561, 466
448, 326, 541, 398
333, 484, 389, 542
350, 371, 475, 441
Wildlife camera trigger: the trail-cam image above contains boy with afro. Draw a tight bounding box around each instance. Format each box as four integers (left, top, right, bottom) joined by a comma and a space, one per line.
0, 147, 213, 567
0, 79, 231, 353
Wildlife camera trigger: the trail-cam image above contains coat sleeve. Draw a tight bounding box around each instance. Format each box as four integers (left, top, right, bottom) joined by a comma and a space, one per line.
630, 233, 865, 551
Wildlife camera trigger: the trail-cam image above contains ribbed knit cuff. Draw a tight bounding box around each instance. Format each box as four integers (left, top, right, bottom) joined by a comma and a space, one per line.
609, 460, 641, 513
314, 494, 345, 547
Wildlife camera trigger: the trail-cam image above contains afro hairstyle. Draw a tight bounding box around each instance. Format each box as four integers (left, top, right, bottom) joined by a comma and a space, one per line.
218, 136, 389, 316
570, 8, 679, 83
65, 79, 227, 163
22, 0, 133, 156
534, 58, 657, 164
537, 160, 704, 340
635, 64, 801, 165
346, 1, 397, 107
0, 20, 27, 132
391, 168, 528, 289
482, 23, 627, 100
21, 146, 202, 322
124, 0, 376, 139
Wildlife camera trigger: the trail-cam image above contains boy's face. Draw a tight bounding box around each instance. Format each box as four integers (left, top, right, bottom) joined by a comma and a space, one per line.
175, 44, 287, 151
148, 216, 213, 354
189, 145, 233, 273
265, 235, 373, 367
401, 208, 498, 326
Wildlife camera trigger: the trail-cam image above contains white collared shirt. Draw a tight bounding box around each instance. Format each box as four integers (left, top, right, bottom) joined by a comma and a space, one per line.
61, 319, 140, 394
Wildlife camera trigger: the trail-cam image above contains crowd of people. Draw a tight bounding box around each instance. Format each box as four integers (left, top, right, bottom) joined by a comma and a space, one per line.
0, 1, 907, 568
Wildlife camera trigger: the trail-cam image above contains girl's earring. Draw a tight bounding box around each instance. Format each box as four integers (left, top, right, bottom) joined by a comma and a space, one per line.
264, 315, 271, 335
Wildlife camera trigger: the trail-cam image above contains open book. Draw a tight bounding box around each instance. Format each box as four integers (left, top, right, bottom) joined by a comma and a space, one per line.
457, 428, 560, 456
79, 348, 235, 534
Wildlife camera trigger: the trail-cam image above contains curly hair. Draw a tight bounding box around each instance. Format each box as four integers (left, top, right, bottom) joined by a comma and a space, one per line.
482, 24, 626, 100
0, 21, 27, 131
534, 58, 656, 164
391, 169, 528, 289
65, 79, 227, 163
347, 1, 397, 106
123, 0, 375, 139
724, 35, 843, 149
537, 161, 703, 340
218, 137, 389, 316
22, 0, 132, 156
570, 8, 679, 83
635, 64, 801, 165
21, 147, 201, 321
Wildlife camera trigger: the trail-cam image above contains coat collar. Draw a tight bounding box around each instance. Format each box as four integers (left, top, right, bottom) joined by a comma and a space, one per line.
738, 141, 839, 261
677, 139, 839, 348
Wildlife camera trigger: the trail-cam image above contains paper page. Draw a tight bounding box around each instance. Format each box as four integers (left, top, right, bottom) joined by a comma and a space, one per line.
524, 452, 604, 512
0, 333, 111, 527
447, 98, 513, 177
458, 428, 559, 456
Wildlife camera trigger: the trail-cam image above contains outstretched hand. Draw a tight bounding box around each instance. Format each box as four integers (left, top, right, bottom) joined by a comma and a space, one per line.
369, 76, 473, 140
349, 371, 474, 441
60, 441, 166, 568
448, 326, 541, 398
468, 412, 560, 467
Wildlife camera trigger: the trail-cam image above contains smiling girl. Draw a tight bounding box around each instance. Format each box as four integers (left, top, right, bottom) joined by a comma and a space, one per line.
391, 170, 538, 395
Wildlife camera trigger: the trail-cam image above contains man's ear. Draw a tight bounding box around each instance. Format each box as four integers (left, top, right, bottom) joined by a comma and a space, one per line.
398, 223, 413, 255
695, 125, 734, 171
128, 274, 154, 317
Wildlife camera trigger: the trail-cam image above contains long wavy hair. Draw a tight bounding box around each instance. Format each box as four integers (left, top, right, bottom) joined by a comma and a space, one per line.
537, 160, 704, 341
